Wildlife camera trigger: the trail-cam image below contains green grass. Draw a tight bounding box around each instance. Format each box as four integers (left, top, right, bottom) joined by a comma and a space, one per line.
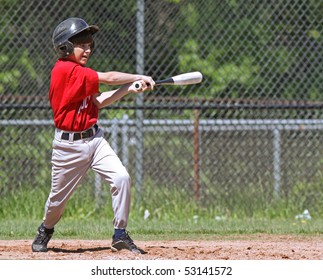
0, 217, 322, 240
1, 181, 323, 240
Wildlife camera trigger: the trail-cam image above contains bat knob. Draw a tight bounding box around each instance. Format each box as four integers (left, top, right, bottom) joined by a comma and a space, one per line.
129, 81, 143, 92
134, 82, 142, 90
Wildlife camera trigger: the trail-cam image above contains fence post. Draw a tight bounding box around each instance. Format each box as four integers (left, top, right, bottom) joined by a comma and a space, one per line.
111, 118, 119, 152
273, 128, 281, 197
194, 109, 200, 201
135, 0, 145, 198
121, 114, 129, 168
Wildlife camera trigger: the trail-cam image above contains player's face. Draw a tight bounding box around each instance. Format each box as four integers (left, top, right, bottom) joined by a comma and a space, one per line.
70, 43, 92, 65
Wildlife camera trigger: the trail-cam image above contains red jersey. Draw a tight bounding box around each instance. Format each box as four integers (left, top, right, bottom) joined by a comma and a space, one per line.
49, 59, 99, 131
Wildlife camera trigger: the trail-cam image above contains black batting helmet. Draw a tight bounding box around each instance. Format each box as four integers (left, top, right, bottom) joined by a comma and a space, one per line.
52, 17, 99, 58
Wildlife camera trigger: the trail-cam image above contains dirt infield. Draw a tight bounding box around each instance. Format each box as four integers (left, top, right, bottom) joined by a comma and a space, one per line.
0, 234, 322, 260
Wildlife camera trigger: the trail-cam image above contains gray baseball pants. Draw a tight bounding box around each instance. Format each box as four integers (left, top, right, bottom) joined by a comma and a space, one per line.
42, 127, 131, 230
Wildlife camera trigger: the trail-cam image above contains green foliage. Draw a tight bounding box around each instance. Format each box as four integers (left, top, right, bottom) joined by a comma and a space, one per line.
174, 0, 323, 101
1, 0, 321, 101
0, 50, 44, 95
0, 55, 21, 93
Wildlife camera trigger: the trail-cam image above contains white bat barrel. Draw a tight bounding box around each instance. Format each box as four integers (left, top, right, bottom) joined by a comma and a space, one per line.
171, 72, 203, 85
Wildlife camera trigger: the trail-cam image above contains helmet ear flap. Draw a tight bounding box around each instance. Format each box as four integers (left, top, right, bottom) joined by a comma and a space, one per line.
56, 41, 74, 58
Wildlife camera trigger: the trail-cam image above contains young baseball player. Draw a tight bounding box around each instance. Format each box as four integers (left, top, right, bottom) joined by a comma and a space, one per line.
31, 17, 155, 254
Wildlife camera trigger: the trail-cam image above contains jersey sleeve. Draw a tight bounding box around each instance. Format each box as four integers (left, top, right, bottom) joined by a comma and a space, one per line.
65, 65, 99, 103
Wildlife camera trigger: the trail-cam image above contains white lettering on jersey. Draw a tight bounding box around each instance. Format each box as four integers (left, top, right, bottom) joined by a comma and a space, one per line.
78, 96, 91, 114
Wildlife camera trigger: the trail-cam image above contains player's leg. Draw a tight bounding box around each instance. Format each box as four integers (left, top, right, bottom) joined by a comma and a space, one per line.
91, 130, 145, 254
91, 131, 131, 229
32, 138, 91, 252
41, 159, 89, 228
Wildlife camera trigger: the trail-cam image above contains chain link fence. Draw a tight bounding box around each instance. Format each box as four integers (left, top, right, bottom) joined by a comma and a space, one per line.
1, 0, 322, 218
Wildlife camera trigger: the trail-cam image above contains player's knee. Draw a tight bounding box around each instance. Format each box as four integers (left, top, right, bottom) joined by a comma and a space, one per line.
114, 170, 131, 191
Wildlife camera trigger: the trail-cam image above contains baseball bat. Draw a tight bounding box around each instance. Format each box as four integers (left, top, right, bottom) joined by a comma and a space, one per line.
134, 71, 203, 90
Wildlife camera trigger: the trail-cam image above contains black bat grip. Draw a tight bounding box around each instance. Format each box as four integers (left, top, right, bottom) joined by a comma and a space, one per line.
155, 77, 174, 85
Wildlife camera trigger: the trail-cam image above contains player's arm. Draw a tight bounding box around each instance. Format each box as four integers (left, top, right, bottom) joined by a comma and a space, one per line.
97, 71, 155, 89
92, 80, 150, 109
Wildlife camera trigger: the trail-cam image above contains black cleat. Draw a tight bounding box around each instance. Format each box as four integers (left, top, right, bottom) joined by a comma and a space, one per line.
32, 223, 54, 252
111, 231, 146, 254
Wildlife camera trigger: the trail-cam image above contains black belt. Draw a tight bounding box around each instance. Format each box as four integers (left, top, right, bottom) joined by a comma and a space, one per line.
61, 124, 98, 141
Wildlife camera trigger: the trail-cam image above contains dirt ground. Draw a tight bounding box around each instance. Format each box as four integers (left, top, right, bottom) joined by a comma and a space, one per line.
0, 234, 322, 260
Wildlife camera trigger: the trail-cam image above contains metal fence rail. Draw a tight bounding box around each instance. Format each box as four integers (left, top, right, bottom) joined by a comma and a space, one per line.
2, 118, 322, 203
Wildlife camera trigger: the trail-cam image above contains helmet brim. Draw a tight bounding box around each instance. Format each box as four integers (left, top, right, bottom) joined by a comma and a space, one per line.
88, 25, 99, 34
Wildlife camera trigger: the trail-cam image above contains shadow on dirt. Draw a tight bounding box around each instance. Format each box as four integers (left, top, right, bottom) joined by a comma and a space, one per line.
49, 246, 112, 253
